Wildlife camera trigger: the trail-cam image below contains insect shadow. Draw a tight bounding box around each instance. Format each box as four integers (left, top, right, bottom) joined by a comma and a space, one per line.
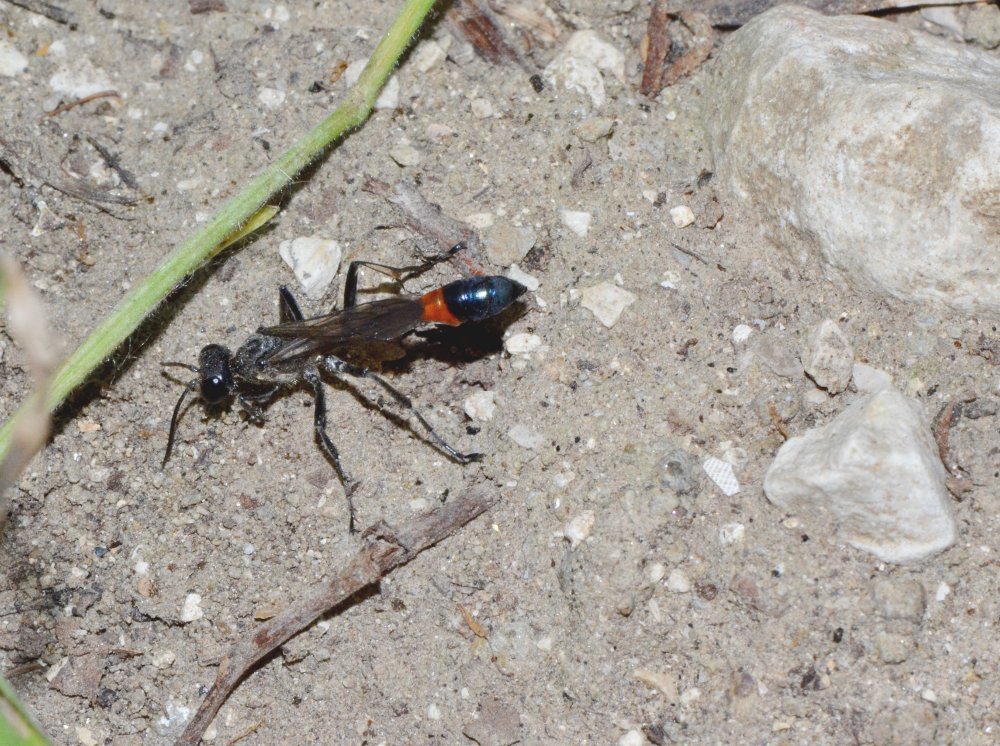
162, 245, 527, 531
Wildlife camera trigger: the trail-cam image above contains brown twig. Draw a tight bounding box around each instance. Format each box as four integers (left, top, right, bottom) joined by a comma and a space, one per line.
175, 488, 495, 746
660, 11, 714, 89
640, 0, 671, 97
767, 401, 789, 441
2, 0, 75, 24
362, 176, 486, 275
44, 90, 121, 118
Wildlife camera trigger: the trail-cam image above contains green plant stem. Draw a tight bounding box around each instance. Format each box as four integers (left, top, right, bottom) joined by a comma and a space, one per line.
0, 0, 438, 463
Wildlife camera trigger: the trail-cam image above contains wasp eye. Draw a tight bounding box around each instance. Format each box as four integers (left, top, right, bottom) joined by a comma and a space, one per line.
197, 345, 234, 404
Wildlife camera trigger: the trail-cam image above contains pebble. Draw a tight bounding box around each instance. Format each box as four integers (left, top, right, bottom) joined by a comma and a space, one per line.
464, 390, 496, 421
732, 324, 754, 344
872, 578, 926, 623
763, 388, 956, 563
257, 87, 285, 109
719, 523, 745, 545
633, 669, 679, 702
505, 332, 542, 355
679, 687, 702, 706
618, 730, 644, 746
412, 40, 446, 72
0, 39, 28, 77
76, 726, 99, 746
669, 205, 695, 228
580, 281, 635, 328
749, 333, 802, 378
278, 236, 342, 299
485, 221, 536, 265
561, 209, 592, 238
666, 569, 691, 593
507, 424, 546, 450
344, 58, 399, 109
180, 593, 204, 623
875, 632, 910, 664
574, 117, 615, 142
802, 319, 854, 394
507, 265, 540, 292
427, 703, 442, 720
965, 3, 1000, 48
707, 6, 1000, 314
563, 510, 595, 548
544, 30, 625, 107
703, 456, 740, 496
465, 212, 495, 230
470, 98, 493, 119
151, 648, 176, 668
48, 58, 112, 98
389, 143, 422, 167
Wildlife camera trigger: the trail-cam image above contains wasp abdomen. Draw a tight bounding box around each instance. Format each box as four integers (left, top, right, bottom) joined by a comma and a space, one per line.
422, 276, 527, 325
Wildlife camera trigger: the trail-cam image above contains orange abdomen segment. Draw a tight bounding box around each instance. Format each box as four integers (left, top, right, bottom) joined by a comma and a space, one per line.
420, 287, 462, 325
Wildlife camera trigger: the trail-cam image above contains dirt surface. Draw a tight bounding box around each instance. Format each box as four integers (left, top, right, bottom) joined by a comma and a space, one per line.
1, 1, 998, 744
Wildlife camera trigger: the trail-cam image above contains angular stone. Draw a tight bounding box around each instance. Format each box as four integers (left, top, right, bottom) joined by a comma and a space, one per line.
763, 389, 956, 563
706, 6, 1000, 314
802, 319, 854, 394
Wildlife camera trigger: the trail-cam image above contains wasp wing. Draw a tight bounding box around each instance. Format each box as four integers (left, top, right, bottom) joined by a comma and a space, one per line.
259, 295, 425, 364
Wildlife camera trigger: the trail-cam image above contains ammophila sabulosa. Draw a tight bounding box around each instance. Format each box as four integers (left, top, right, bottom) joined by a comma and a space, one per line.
163, 243, 527, 530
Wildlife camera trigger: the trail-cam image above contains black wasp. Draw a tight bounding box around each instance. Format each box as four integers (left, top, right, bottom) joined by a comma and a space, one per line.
163, 244, 527, 530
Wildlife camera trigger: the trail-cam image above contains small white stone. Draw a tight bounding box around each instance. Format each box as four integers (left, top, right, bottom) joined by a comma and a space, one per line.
48, 59, 112, 98
389, 143, 422, 167
180, 593, 203, 623
470, 98, 493, 118
719, 523, 745, 545
921, 689, 938, 703
670, 205, 695, 228
151, 648, 176, 668
802, 319, 854, 394
680, 687, 702, 706
580, 281, 636, 328
278, 236, 342, 299
508, 424, 545, 450
561, 209, 592, 237
412, 40, 446, 72
427, 703, 442, 720
563, 510, 595, 548
733, 324, 754, 344
75, 726, 99, 746
763, 388, 956, 563
935, 581, 951, 602
648, 562, 668, 583
544, 31, 625, 106
409, 497, 430, 513
536, 635, 553, 651
505, 332, 542, 355
618, 730, 644, 746
666, 569, 691, 593
344, 59, 399, 109
464, 390, 496, 421
257, 87, 285, 109
0, 39, 28, 77
465, 212, 495, 230
507, 265, 540, 292
703, 456, 740, 496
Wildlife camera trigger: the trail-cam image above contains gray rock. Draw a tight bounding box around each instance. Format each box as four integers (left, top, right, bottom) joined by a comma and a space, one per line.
706, 6, 1000, 314
872, 578, 926, 624
763, 388, 956, 564
802, 319, 854, 394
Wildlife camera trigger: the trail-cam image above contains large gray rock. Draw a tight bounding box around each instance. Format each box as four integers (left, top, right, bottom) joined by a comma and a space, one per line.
706, 6, 1000, 313
763, 389, 956, 564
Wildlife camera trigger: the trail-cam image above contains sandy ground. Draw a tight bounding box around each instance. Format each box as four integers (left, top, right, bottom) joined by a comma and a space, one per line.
1, 1, 998, 744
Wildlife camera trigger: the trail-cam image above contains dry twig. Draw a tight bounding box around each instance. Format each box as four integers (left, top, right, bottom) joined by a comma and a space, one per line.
175, 488, 495, 746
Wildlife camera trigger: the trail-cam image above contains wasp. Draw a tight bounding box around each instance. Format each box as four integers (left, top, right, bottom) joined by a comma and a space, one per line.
163, 244, 527, 530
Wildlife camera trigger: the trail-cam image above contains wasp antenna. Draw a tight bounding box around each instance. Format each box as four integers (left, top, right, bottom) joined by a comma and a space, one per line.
163, 380, 197, 468
162, 361, 200, 373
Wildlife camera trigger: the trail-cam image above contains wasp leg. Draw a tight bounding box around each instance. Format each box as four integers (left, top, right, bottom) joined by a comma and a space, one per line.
343, 241, 466, 308
237, 387, 279, 424
322, 356, 483, 464
303, 367, 358, 532
278, 286, 305, 322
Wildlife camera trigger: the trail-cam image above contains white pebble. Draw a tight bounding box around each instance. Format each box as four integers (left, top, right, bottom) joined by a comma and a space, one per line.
389, 143, 421, 167
427, 703, 441, 720
580, 281, 636, 328
852, 362, 892, 394
505, 332, 542, 355
764, 388, 955, 563
75, 726, 98, 746
935, 581, 951, 602
409, 497, 430, 514
508, 424, 545, 450
544, 30, 625, 107
507, 265, 540, 292
180, 593, 204, 623
344, 58, 399, 109
257, 87, 285, 109
561, 209, 592, 237
802, 319, 854, 394
703, 456, 741, 496
666, 569, 691, 593
48, 59, 112, 98
465, 212, 495, 230
464, 390, 496, 421
412, 40, 446, 72
670, 205, 695, 228
732, 324, 754, 344
151, 648, 176, 668
719, 523, 746, 545
648, 562, 667, 583
278, 236, 342, 299
618, 730, 644, 746
0, 39, 28, 76
680, 687, 702, 706
470, 98, 494, 118
563, 510, 595, 548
